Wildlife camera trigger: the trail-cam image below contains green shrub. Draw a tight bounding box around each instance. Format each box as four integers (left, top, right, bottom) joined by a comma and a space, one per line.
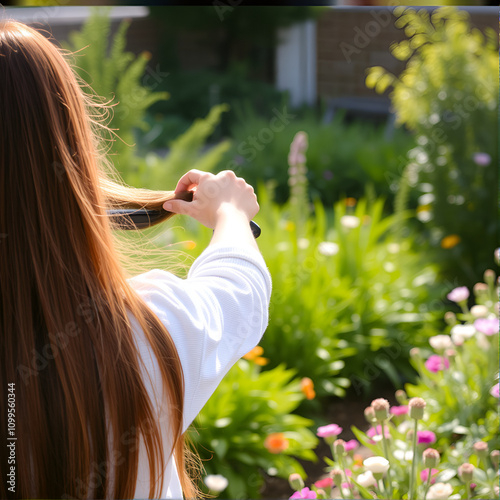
64, 9, 168, 167
170, 184, 444, 397
191, 359, 319, 499
220, 108, 415, 208
366, 6, 498, 285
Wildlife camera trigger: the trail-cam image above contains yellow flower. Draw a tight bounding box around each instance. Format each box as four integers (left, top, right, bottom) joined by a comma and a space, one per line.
285, 221, 295, 232
441, 234, 461, 249
185, 241, 196, 250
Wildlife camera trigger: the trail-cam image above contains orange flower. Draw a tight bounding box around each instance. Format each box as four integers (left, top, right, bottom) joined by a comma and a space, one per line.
300, 377, 316, 400
243, 346, 269, 366
441, 234, 460, 249
353, 454, 364, 467
264, 433, 289, 454
345, 197, 357, 207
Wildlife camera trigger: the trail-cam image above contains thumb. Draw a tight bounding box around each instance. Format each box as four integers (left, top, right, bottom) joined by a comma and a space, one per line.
163, 199, 192, 215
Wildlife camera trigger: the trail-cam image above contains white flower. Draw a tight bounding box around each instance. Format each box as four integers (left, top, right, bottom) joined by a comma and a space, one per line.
363, 456, 390, 474
417, 210, 432, 222
298, 238, 310, 249
451, 324, 476, 346
476, 332, 490, 351
471, 305, 489, 318
429, 335, 453, 351
393, 449, 413, 461
276, 242, 289, 252
340, 215, 360, 229
356, 470, 377, 487
387, 243, 400, 254
204, 474, 229, 492
427, 482, 453, 500
418, 193, 435, 205
318, 241, 339, 256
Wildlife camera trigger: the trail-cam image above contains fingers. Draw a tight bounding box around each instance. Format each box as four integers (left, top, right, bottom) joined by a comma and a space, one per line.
174, 169, 206, 194
162, 199, 192, 216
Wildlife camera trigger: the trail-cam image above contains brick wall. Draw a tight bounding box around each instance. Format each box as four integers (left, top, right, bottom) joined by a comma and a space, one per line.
316, 7, 499, 105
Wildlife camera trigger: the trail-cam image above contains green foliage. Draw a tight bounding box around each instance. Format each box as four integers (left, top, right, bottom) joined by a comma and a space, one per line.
172, 185, 444, 397
366, 6, 498, 285
122, 104, 231, 190
222, 108, 415, 208
64, 9, 168, 166
143, 67, 288, 141
257, 188, 443, 396
191, 360, 319, 499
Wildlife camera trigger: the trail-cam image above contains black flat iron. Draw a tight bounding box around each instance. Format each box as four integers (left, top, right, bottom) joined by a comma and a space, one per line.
107, 190, 261, 238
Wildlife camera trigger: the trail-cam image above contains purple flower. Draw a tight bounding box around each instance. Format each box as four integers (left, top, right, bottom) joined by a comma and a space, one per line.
317, 424, 343, 438
390, 405, 409, 416
490, 383, 499, 398
474, 318, 499, 336
290, 487, 317, 499
472, 152, 491, 167
425, 355, 450, 373
417, 430, 437, 444
344, 439, 359, 452
447, 286, 469, 303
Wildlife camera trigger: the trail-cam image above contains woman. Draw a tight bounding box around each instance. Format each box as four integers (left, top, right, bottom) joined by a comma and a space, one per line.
0, 20, 271, 499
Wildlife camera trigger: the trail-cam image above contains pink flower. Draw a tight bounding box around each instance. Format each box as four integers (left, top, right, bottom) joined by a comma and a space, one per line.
472, 152, 491, 166
344, 439, 359, 452
390, 405, 409, 416
417, 430, 437, 444
490, 383, 499, 398
447, 286, 469, 303
367, 425, 390, 441
425, 355, 449, 373
420, 468, 439, 485
290, 487, 317, 499
341, 482, 354, 489
314, 477, 333, 489
317, 424, 343, 438
474, 318, 499, 336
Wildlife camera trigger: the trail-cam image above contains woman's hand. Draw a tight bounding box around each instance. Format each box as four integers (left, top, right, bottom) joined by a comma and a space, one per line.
163, 170, 259, 230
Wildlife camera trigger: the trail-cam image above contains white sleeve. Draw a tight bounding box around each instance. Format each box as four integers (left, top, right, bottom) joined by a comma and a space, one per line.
128, 243, 272, 432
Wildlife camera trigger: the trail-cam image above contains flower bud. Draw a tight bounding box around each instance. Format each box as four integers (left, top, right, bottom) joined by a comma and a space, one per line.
395, 389, 407, 404
331, 469, 343, 487
409, 347, 421, 359
445, 349, 456, 361
484, 269, 495, 286
334, 439, 345, 458
444, 311, 457, 326
371, 398, 390, 421
409, 397, 426, 420
495, 248, 500, 266
471, 305, 489, 318
423, 448, 440, 469
490, 450, 499, 469
364, 406, 376, 424
458, 463, 475, 483
473, 282, 488, 297
473, 441, 488, 459
288, 473, 304, 491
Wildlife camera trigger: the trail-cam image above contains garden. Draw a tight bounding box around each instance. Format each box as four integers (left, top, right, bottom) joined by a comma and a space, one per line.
64, 6, 498, 499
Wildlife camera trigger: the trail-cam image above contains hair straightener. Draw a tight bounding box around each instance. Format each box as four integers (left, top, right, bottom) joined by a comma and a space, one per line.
106, 191, 261, 238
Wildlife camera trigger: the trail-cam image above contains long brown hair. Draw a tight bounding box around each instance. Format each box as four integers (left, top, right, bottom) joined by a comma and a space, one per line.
0, 20, 198, 498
